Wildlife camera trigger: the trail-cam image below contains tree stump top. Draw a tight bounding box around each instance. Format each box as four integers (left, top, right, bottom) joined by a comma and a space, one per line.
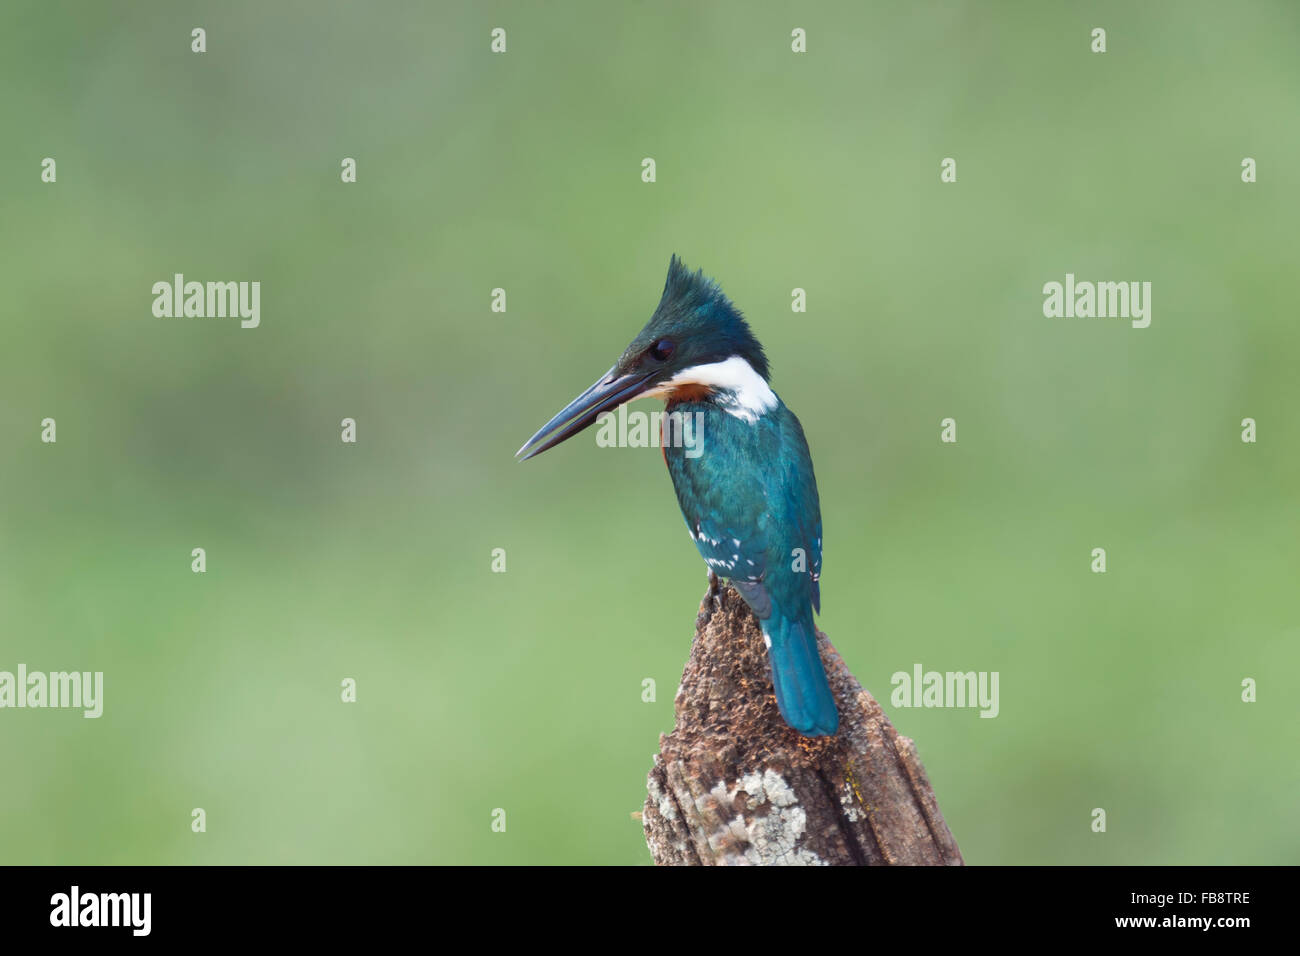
643, 582, 964, 866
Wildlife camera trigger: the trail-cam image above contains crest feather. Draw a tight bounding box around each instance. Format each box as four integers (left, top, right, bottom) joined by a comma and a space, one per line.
656, 255, 770, 380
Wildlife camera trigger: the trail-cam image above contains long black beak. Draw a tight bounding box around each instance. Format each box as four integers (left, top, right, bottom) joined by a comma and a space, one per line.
516, 366, 656, 461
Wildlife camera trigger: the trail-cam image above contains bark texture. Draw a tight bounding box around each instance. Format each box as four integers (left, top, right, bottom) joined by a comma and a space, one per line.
644, 580, 964, 866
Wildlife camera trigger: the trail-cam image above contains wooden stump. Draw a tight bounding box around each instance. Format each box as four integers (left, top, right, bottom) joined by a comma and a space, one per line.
643, 579, 964, 865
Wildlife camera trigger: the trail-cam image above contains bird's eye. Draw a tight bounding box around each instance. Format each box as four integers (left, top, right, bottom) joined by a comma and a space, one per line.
651, 338, 675, 361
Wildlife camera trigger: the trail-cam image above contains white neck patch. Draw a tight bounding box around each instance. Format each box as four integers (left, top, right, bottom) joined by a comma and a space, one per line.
645, 356, 778, 422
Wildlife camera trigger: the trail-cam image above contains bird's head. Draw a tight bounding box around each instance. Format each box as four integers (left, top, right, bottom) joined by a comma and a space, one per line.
516, 255, 771, 460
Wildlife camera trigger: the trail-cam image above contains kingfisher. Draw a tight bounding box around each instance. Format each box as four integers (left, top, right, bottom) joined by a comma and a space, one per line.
516, 256, 838, 736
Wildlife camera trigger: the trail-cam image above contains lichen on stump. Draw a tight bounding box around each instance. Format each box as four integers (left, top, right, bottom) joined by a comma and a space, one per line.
643, 579, 964, 866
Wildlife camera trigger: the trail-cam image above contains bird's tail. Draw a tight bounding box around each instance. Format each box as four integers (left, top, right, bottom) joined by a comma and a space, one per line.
762, 612, 839, 736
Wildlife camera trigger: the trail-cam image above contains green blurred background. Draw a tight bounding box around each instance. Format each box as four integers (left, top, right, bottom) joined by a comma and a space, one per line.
2, 1, 1297, 865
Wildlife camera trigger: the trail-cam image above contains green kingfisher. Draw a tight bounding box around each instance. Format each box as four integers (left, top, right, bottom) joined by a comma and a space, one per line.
516, 256, 838, 736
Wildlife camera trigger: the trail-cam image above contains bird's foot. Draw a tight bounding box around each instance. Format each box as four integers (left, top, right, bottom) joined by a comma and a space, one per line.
706, 569, 721, 604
